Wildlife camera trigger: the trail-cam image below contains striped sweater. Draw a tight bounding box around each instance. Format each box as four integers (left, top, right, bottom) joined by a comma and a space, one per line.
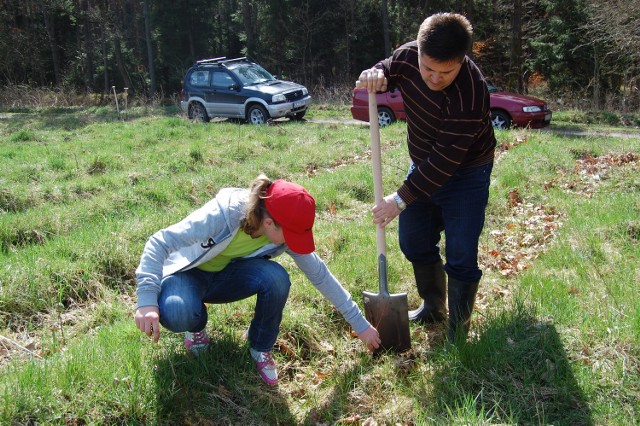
376, 41, 496, 204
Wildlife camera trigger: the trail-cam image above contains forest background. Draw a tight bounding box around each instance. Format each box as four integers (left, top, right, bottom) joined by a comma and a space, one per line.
1, 0, 640, 112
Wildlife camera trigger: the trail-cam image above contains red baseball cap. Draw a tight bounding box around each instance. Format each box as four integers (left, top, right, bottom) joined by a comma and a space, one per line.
264, 180, 316, 254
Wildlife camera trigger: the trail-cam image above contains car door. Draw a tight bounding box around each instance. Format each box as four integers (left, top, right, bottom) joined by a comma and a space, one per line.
210, 70, 244, 117
189, 70, 215, 109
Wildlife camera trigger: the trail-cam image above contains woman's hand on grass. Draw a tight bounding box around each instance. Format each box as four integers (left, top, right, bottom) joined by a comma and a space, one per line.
135, 306, 160, 343
357, 325, 381, 352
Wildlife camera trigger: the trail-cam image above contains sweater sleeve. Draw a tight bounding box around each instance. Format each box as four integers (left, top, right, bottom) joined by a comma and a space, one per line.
135, 197, 229, 309
289, 252, 371, 334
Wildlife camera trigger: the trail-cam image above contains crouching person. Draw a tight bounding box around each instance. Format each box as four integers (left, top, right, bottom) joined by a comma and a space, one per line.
134, 175, 381, 385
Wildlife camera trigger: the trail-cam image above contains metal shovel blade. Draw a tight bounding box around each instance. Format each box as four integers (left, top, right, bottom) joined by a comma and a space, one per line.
363, 289, 411, 353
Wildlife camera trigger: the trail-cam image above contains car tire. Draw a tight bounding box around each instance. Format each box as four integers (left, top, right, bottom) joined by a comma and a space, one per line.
247, 104, 269, 125
189, 102, 210, 123
491, 110, 511, 130
378, 107, 396, 127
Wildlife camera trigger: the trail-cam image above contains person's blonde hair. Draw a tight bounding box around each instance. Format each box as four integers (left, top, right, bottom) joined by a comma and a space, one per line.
240, 174, 275, 235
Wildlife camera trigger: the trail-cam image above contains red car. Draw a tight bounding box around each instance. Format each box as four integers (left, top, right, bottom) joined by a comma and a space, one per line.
351, 83, 552, 130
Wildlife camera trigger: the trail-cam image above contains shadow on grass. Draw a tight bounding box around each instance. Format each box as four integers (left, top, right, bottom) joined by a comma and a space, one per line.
152, 333, 295, 425
431, 302, 593, 425
297, 355, 375, 425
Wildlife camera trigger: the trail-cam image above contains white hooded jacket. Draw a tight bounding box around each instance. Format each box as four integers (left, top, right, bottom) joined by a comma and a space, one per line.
135, 187, 371, 334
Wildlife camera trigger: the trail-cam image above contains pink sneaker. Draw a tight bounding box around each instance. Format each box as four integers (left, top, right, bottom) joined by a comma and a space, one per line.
250, 348, 278, 385
184, 330, 210, 356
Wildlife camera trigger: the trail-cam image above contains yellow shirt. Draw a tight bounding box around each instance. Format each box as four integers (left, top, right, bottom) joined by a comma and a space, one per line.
196, 230, 269, 272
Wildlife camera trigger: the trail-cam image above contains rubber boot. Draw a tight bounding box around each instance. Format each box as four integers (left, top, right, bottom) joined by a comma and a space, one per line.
408, 260, 447, 324
446, 277, 480, 343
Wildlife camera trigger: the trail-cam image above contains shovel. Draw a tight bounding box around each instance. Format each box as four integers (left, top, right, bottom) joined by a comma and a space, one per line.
360, 85, 411, 353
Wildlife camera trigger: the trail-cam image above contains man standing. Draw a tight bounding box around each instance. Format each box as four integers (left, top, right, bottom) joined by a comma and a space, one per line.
358, 12, 496, 342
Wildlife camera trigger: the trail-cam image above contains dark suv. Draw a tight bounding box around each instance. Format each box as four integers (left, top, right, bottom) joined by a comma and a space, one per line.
180, 57, 312, 124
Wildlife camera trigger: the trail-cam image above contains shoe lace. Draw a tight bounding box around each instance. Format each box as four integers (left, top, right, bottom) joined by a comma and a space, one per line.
190, 331, 208, 344
258, 351, 274, 364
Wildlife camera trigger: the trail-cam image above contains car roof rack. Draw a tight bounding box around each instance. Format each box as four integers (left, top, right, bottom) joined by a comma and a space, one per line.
195, 56, 248, 65
196, 57, 226, 64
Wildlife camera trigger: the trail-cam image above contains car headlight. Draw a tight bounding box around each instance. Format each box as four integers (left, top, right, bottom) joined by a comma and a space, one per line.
302, 88, 308, 96
272, 94, 286, 103
523, 106, 542, 113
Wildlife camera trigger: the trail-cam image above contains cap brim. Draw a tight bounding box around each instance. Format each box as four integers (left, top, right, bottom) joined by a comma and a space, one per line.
282, 227, 315, 254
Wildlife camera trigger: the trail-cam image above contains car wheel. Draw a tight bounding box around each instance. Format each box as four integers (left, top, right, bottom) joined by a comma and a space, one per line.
491, 110, 511, 130
378, 107, 396, 127
189, 103, 209, 123
247, 104, 269, 125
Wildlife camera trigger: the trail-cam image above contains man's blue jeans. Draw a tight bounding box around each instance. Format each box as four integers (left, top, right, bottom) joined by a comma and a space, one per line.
399, 162, 493, 282
158, 258, 291, 353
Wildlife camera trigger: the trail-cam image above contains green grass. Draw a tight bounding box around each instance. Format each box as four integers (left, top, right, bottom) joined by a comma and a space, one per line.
552, 109, 640, 127
0, 109, 638, 424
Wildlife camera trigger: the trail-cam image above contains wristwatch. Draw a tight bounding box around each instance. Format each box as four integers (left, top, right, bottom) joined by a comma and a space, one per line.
393, 192, 406, 211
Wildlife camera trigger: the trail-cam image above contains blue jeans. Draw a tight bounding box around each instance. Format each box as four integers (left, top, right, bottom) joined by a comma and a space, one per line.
399, 162, 493, 282
158, 258, 291, 353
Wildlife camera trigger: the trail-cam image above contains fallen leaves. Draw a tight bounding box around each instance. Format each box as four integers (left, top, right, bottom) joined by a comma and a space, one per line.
495, 134, 528, 162
482, 150, 639, 278
483, 202, 563, 277
544, 151, 640, 197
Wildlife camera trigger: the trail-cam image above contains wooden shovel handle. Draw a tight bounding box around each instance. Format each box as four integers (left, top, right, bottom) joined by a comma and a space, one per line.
356, 81, 389, 295
367, 91, 387, 260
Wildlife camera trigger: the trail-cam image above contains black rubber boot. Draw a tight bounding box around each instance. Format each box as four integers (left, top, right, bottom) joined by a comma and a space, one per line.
408, 260, 447, 324
446, 277, 480, 343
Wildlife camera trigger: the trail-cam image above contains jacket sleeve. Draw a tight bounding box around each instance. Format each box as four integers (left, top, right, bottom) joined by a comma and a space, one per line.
289, 252, 371, 334
135, 198, 227, 309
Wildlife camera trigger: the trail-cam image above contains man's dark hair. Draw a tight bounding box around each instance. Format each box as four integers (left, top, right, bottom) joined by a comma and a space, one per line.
417, 13, 473, 62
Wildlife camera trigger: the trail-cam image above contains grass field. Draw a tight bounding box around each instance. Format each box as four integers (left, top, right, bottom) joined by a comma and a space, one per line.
0, 105, 638, 425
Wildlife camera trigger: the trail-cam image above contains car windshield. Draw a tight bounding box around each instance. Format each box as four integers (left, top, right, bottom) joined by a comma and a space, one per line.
486, 81, 498, 93
229, 63, 276, 85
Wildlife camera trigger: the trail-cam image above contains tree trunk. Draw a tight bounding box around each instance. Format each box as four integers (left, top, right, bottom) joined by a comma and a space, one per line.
465, 0, 474, 32
242, 0, 255, 57
344, 0, 356, 77
103, 37, 110, 94
510, 0, 523, 92
593, 45, 601, 109
381, 0, 391, 57
42, 5, 62, 86
143, 0, 157, 97
186, 0, 196, 60
81, 0, 95, 92
113, 36, 133, 91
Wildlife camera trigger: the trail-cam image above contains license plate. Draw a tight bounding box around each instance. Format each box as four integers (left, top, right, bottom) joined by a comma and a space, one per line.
293, 101, 305, 109
544, 113, 552, 121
